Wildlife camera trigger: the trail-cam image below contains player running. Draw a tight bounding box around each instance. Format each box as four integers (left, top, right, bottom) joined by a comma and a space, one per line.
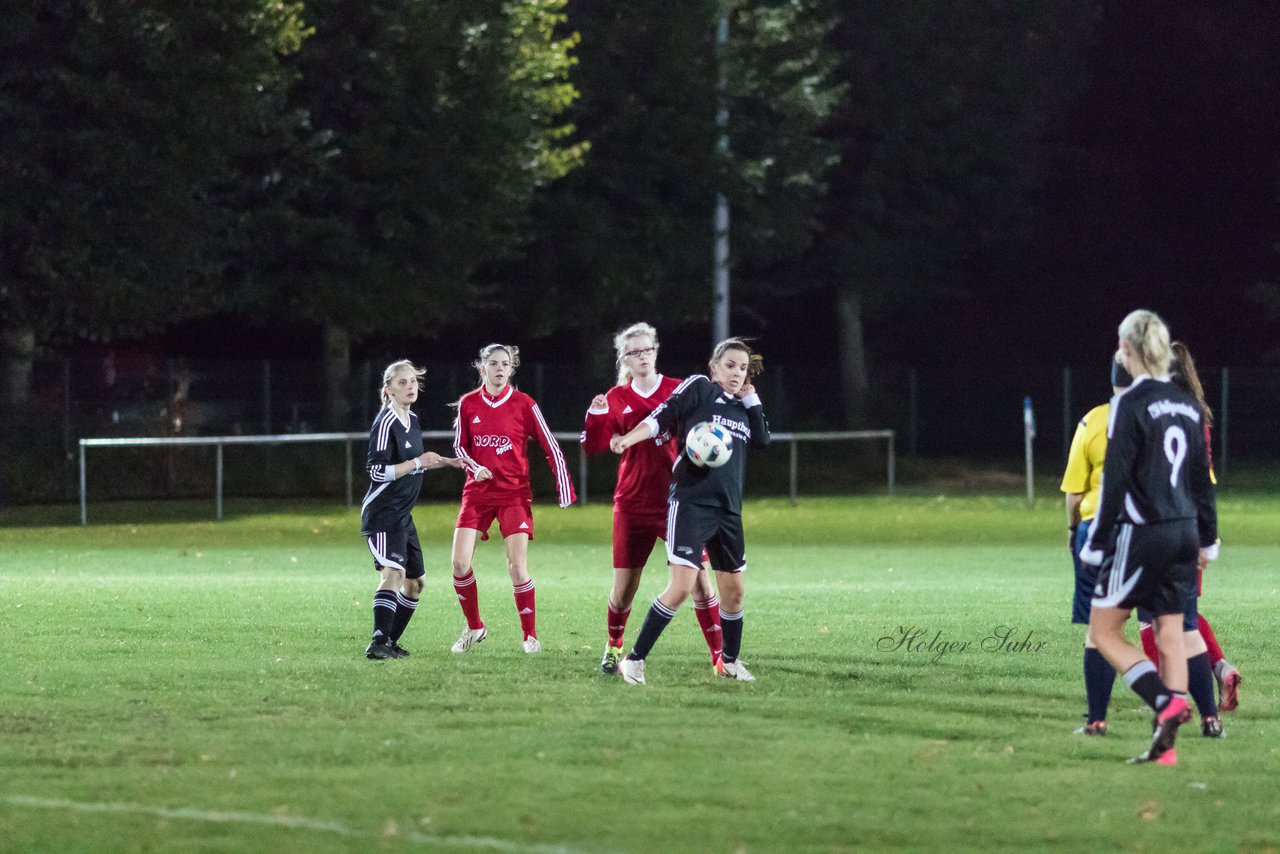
361, 360, 463, 660
609, 337, 770, 685
1080, 311, 1219, 765
449, 343, 576, 654
581, 322, 723, 675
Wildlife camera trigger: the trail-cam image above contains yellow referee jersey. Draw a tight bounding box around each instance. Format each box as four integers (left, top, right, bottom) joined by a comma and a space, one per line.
1060, 403, 1109, 522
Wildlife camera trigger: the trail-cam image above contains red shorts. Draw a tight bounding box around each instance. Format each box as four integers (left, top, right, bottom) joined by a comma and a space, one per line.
613, 510, 667, 569
457, 495, 534, 541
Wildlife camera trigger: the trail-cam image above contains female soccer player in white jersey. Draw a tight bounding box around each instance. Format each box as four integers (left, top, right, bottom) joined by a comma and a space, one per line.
609, 337, 770, 685
361, 360, 463, 660
1080, 310, 1218, 765
581, 323, 723, 675
449, 343, 576, 654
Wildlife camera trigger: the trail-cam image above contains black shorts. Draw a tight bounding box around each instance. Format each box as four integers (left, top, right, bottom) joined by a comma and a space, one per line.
1091, 520, 1196, 617
365, 520, 425, 579
665, 499, 745, 573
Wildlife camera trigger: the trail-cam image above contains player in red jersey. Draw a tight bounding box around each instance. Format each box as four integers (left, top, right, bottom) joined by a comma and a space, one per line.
448, 343, 576, 654
581, 322, 723, 675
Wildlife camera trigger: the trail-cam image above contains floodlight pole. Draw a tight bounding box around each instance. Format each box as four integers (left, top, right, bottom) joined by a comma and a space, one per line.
712, 10, 731, 346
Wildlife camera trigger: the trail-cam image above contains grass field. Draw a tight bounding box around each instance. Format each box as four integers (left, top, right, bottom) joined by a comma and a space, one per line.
1, 494, 1277, 852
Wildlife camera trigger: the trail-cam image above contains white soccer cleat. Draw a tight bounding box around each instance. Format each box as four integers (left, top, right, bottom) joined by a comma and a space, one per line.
618, 657, 646, 685
718, 659, 756, 682
522, 635, 542, 654
451, 625, 487, 653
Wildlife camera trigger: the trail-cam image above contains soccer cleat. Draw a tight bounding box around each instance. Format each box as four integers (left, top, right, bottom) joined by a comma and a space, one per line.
1073, 720, 1107, 736
718, 659, 756, 682
601, 644, 624, 675
1155, 749, 1178, 766
1141, 696, 1191, 764
522, 635, 542, 654
712, 652, 724, 676
389, 641, 410, 658
451, 625, 487, 654
1216, 666, 1242, 712
365, 638, 395, 660
619, 656, 646, 685
1201, 716, 1224, 738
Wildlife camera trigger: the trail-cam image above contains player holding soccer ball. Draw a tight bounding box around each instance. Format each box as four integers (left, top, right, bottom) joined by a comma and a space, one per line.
361, 360, 465, 660
581, 323, 725, 675
449, 343, 576, 655
609, 337, 770, 685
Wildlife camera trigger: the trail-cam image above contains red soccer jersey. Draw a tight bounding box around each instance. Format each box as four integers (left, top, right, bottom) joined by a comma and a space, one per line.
454, 386, 576, 507
581, 374, 681, 514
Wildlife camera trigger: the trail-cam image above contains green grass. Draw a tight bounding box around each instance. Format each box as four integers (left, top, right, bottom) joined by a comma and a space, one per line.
1, 496, 1277, 853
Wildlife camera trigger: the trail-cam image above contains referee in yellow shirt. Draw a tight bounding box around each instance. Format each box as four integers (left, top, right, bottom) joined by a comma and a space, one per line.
1060, 360, 1131, 735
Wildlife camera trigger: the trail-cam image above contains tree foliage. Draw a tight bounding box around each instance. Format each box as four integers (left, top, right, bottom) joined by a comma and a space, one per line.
509, 0, 843, 368
0, 0, 307, 343
234, 0, 586, 340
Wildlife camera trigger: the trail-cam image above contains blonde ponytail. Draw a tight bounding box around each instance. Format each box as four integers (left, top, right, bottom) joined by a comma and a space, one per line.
1118, 310, 1172, 378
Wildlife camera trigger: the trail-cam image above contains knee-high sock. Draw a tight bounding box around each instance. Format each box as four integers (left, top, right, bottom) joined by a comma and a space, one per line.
1083, 647, 1115, 722
692, 595, 723, 661
1123, 659, 1175, 712
1197, 614, 1225, 667
1187, 652, 1218, 718
372, 589, 397, 640
513, 579, 537, 639
390, 592, 418, 642
1139, 622, 1160, 666
720, 609, 743, 664
628, 599, 677, 661
606, 601, 630, 647
453, 571, 483, 630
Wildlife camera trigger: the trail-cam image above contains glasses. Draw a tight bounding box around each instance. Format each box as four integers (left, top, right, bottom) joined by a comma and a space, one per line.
624, 347, 657, 359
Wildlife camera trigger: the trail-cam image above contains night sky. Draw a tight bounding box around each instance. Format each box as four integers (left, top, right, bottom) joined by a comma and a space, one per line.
988, 1, 1280, 368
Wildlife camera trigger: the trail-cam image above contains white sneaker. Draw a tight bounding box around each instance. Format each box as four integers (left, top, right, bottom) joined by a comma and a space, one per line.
719, 659, 756, 682
450, 625, 487, 653
522, 636, 542, 654
618, 657, 646, 685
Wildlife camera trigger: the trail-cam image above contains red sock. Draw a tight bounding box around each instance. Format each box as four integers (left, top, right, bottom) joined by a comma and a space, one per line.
607, 602, 630, 647
1139, 622, 1159, 665
1198, 614, 1224, 667
453, 570, 483, 630
693, 595, 723, 662
514, 579, 536, 639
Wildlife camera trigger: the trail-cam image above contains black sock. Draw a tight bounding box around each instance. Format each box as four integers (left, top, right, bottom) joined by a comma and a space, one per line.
1083, 647, 1115, 722
720, 609, 744, 664
372, 589, 397, 641
1186, 652, 1218, 718
390, 592, 418, 642
627, 599, 677, 661
1122, 659, 1170, 711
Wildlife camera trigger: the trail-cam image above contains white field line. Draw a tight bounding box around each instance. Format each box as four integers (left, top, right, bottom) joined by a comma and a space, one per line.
4, 795, 604, 854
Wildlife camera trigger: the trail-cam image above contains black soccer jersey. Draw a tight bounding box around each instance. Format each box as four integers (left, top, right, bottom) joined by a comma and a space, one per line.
642, 375, 770, 511
1085, 375, 1217, 553
360, 405, 425, 535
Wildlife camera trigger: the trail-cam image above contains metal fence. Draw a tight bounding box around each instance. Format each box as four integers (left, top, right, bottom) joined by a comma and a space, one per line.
7, 355, 1278, 505
76, 429, 895, 524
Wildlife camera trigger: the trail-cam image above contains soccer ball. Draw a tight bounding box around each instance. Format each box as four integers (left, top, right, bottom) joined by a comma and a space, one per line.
685, 421, 733, 468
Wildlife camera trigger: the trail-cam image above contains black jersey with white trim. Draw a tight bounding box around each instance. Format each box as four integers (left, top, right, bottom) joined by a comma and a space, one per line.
360, 406, 425, 535
642, 375, 770, 511
1085, 375, 1217, 554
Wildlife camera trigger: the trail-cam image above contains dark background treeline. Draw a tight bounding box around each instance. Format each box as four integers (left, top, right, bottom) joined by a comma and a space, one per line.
4, 1, 1280, 504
